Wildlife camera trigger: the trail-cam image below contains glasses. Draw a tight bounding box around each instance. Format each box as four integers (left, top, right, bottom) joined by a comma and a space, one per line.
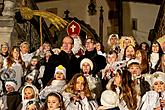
85, 41, 94, 45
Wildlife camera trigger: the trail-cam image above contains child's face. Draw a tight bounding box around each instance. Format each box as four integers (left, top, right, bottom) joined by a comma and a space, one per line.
153, 81, 165, 92
125, 46, 135, 59
135, 51, 142, 63
152, 43, 159, 53
95, 43, 101, 51
47, 96, 60, 110
55, 72, 65, 80
31, 59, 38, 66
82, 62, 91, 74
114, 72, 122, 87
123, 39, 131, 48
141, 44, 147, 50
107, 53, 117, 64
12, 48, 19, 60
24, 87, 35, 99
20, 44, 29, 54
128, 64, 141, 78
75, 76, 85, 91
110, 37, 118, 45
1, 45, 8, 53
5, 84, 14, 93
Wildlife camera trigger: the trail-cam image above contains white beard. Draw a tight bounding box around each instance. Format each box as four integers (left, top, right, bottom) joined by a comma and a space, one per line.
72, 37, 83, 54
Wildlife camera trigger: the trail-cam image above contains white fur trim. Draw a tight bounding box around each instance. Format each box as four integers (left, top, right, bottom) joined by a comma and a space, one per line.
80, 58, 93, 70
101, 90, 118, 108
5, 81, 16, 90
54, 65, 66, 78
151, 71, 165, 86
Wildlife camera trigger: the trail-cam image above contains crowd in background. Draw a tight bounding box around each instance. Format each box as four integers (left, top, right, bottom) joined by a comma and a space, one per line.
0, 34, 164, 110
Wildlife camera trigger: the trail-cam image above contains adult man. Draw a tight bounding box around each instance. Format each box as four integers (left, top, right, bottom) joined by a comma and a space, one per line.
42, 36, 79, 87
58, 36, 79, 81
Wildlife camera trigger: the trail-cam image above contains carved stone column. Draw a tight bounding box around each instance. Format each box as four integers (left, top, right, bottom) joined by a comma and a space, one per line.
0, 0, 15, 45
0, 16, 14, 45
2, 0, 16, 17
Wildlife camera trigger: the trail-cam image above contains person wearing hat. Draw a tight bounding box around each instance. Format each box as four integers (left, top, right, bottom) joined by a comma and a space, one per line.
107, 34, 120, 53
98, 90, 120, 110
80, 37, 106, 76
2, 79, 21, 110
140, 71, 165, 110
0, 42, 9, 67
18, 72, 36, 94
98, 68, 122, 110
17, 84, 40, 110
42, 36, 79, 88
39, 65, 66, 101
127, 59, 150, 97
105, 69, 138, 110
80, 58, 102, 99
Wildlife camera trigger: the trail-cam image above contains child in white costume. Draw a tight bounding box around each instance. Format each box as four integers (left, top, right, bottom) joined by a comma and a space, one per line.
140, 71, 165, 110
39, 65, 66, 100
17, 84, 40, 110
62, 74, 98, 110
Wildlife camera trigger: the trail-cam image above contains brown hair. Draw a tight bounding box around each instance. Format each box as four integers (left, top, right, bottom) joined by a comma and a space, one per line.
160, 53, 165, 72
135, 49, 149, 74
64, 73, 93, 99
7, 46, 25, 69
121, 70, 137, 110
41, 92, 66, 110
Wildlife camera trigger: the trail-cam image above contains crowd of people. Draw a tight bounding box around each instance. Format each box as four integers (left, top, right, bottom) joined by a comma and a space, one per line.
0, 34, 164, 110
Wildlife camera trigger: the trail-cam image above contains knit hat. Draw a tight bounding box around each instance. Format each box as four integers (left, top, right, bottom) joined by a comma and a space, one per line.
54, 65, 66, 78
127, 59, 140, 68
5, 79, 17, 90
80, 58, 93, 70
101, 90, 119, 109
1, 42, 9, 48
151, 71, 165, 85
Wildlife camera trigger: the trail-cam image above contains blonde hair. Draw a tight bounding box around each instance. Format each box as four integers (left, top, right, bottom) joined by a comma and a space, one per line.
20, 42, 29, 48
119, 36, 135, 49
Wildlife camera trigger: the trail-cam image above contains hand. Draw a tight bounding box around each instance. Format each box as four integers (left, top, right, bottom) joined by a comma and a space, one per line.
79, 91, 85, 99
70, 95, 80, 103
39, 45, 43, 51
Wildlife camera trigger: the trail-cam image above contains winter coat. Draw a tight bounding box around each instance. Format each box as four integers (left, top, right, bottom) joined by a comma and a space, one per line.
39, 80, 66, 100
62, 92, 98, 110
140, 91, 165, 110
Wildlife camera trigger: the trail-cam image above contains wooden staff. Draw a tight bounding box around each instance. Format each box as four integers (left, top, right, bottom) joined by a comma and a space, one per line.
40, 16, 43, 45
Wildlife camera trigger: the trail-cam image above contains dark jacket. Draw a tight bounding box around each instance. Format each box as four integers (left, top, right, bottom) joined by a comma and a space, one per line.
42, 54, 60, 87
6, 91, 21, 110
79, 49, 106, 76
58, 50, 80, 81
